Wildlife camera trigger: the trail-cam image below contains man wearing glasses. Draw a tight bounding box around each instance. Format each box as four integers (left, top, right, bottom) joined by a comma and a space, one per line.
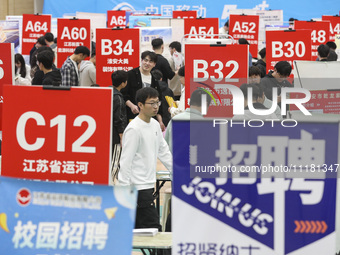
118, 87, 172, 231
122, 51, 163, 125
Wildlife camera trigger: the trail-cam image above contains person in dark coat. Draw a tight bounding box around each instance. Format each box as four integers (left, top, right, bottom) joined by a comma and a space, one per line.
260, 61, 293, 103
254, 47, 266, 77
111, 70, 128, 181
36, 50, 61, 86
121, 51, 164, 129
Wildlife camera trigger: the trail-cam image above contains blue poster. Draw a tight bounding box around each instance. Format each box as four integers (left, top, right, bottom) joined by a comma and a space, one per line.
0, 20, 20, 53
172, 120, 338, 254
0, 177, 137, 255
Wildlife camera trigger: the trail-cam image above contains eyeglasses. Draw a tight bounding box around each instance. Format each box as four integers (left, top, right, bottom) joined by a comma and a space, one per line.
145, 101, 161, 108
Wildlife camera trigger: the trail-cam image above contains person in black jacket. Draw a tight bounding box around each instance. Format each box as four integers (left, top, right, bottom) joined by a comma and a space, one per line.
29, 36, 47, 64
36, 50, 61, 86
111, 70, 128, 181
260, 61, 293, 112
254, 47, 266, 77
151, 69, 174, 127
32, 46, 59, 85
151, 38, 175, 85
121, 51, 164, 129
317, 44, 330, 61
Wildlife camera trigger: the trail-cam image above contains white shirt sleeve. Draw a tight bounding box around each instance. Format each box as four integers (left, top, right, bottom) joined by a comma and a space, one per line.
117, 128, 139, 186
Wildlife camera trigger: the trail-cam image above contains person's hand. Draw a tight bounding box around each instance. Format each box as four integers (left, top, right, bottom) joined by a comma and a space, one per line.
130, 104, 139, 114
159, 122, 165, 132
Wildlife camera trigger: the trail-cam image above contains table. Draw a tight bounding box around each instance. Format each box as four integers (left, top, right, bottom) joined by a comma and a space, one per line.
155, 171, 171, 216
133, 232, 172, 255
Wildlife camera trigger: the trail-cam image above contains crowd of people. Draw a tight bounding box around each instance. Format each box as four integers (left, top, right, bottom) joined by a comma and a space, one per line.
10, 27, 339, 235
14, 32, 95, 87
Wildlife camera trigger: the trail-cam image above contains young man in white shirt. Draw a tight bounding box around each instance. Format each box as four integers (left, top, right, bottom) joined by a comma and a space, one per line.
118, 87, 172, 230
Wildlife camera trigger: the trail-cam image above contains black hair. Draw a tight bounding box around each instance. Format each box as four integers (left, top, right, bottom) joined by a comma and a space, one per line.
141, 51, 157, 63
30, 46, 53, 68
224, 20, 229, 27
74, 46, 90, 56
91, 51, 96, 58
111, 70, 128, 87
44, 32, 54, 43
327, 50, 338, 61
253, 83, 265, 97
178, 65, 185, 77
190, 88, 212, 107
249, 66, 261, 77
239, 38, 250, 45
136, 87, 159, 105
37, 50, 54, 70
169, 41, 181, 52
54, 37, 57, 44
274, 61, 292, 77
317, 44, 330, 58
37, 36, 47, 46
326, 41, 337, 50
151, 38, 163, 50
151, 69, 163, 81
240, 83, 262, 101
15, 53, 27, 78
259, 47, 266, 59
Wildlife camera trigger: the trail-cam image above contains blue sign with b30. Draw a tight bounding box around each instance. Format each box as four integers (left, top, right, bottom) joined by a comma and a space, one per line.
172, 120, 338, 255
0, 177, 137, 255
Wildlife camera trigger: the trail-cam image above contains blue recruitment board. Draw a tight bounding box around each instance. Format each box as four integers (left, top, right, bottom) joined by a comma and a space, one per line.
0, 177, 137, 255
172, 120, 338, 255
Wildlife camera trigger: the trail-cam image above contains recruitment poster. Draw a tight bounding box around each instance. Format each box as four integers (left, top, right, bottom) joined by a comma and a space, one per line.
0, 176, 137, 255
173, 120, 338, 255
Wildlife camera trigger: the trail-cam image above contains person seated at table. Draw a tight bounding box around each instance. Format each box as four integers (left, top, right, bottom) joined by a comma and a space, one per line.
233, 83, 278, 120
317, 44, 330, 61
14, 53, 31, 85
248, 66, 261, 84
260, 61, 292, 103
